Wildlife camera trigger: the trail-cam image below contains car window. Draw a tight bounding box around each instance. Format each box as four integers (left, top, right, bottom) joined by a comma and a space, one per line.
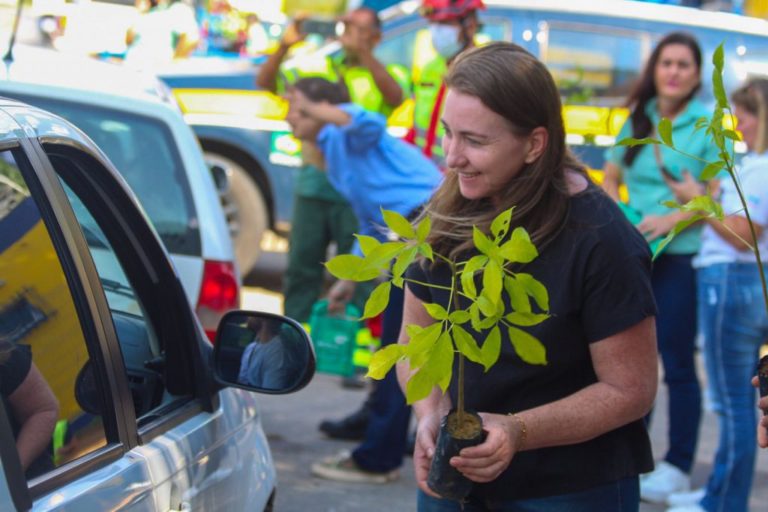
542, 23, 652, 106
7, 94, 201, 257
0, 149, 108, 481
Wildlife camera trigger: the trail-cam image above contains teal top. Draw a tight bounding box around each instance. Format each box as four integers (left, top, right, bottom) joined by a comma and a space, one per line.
605, 97, 717, 254
294, 163, 347, 202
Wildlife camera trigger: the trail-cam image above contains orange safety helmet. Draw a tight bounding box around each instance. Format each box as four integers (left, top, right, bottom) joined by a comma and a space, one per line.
420, 0, 486, 22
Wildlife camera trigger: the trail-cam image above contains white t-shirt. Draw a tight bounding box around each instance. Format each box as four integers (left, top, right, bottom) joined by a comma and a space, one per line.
694, 152, 768, 266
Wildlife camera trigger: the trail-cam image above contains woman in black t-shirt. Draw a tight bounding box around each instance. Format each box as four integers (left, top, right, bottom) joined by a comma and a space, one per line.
397, 42, 658, 511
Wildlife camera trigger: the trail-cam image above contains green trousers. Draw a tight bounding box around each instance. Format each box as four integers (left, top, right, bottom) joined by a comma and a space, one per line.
283, 195, 373, 323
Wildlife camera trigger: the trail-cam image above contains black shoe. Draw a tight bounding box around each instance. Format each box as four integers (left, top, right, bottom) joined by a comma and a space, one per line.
319, 407, 370, 440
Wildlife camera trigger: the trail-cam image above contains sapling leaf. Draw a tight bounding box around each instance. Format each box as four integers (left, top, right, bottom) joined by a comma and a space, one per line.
505, 311, 550, 326
424, 302, 448, 321
469, 302, 482, 331
460, 255, 487, 299
362, 281, 391, 320
366, 343, 404, 379
653, 215, 704, 258
473, 226, 494, 255
508, 326, 547, 365
366, 241, 407, 268
448, 310, 471, 324
480, 325, 501, 371
695, 116, 709, 130
723, 129, 742, 142
428, 331, 454, 392
415, 216, 431, 242
405, 322, 442, 357
700, 160, 726, 181
452, 325, 483, 365
476, 314, 499, 330
405, 368, 439, 404
325, 254, 380, 281
658, 118, 674, 147
392, 245, 419, 288
491, 207, 513, 241
356, 234, 380, 256
516, 273, 549, 311
712, 44, 728, 108
382, 208, 416, 239
483, 259, 503, 308
417, 242, 434, 262
713, 42, 724, 72
616, 137, 660, 147
504, 275, 532, 314
499, 227, 538, 263
476, 292, 497, 317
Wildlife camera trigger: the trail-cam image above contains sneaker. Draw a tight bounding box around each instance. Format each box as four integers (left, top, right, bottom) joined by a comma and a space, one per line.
311, 451, 399, 484
666, 505, 705, 512
318, 406, 370, 440
640, 461, 690, 504
667, 488, 706, 507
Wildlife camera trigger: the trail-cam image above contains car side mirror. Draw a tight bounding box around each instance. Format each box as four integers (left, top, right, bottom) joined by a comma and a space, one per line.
213, 311, 315, 394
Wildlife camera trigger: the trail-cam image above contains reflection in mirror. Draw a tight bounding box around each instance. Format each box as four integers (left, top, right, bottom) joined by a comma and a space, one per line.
214, 312, 313, 393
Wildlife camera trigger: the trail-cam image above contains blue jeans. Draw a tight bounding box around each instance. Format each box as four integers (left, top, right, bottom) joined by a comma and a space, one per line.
697, 263, 768, 512
417, 477, 639, 511
650, 254, 701, 473
352, 283, 411, 472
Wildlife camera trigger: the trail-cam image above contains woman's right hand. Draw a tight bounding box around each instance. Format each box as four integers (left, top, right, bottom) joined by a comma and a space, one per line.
413, 412, 442, 497
280, 17, 307, 49
752, 375, 768, 448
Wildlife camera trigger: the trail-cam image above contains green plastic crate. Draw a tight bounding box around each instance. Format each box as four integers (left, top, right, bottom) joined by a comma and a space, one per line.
308, 300, 361, 377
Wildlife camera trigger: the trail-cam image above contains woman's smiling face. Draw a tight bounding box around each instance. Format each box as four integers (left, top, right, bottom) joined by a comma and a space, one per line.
441, 89, 537, 204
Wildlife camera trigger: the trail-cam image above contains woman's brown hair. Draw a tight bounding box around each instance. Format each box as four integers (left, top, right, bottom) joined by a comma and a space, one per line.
732, 78, 768, 154
421, 41, 586, 260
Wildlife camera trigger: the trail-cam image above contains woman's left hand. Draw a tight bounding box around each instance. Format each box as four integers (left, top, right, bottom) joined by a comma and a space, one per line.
448, 412, 523, 483
637, 214, 678, 241
666, 170, 706, 204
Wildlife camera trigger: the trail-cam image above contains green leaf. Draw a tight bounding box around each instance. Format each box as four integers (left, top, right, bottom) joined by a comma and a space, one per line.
366, 344, 404, 379
505, 311, 550, 326
700, 160, 726, 181
508, 326, 547, 365
713, 41, 724, 72
712, 66, 728, 109
516, 273, 549, 311
430, 331, 454, 392
356, 235, 380, 256
723, 129, 742, 142
682, 195, 724, 218
695, 116, 709, 130
424, 302, 448, 321
616, 137, 660, 147
472, 226, 494, 255
490, 208, 513, 241
392, 245, 419, 287
325, 254, 379, 281
653, 215, 704, 259
405, 322, 442, 357
469, 303, 482, 331
366, 241, 407, 268
415, 216, 431, 242
482, 259, 503, 308
417, 242, 434, 262
658, 117, 673, 147
405, 368, 440, 404
362, 281, 391, 320
499, 227, 538, 263
460, 255, 487, 299
504, 275, 531, 314
476, 314, 499, 330
452, 325, 483, 365
476, 293, 497, 317
382, 209, 416, 239
480, 326, 501, 371
448, 310, 470, 324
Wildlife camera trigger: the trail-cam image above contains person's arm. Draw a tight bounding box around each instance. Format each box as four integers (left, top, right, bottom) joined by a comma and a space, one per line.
357, 50, 403, 108
601, 162, 623, 202
396, 287, 453, 497
300, 100, 352, 127
8, 363, 59, 471
450, 316, 657, 483
751, 375, 768, 448
256, 19, 305, 92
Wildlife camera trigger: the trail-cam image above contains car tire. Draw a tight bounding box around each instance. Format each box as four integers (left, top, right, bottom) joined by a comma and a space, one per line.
204, 152, 268, 276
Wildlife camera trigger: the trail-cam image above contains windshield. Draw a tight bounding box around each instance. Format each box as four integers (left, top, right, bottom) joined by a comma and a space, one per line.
11, 94, 201, 256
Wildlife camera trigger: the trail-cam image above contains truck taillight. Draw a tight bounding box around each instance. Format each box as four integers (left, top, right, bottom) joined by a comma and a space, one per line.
195, 260, 240, 343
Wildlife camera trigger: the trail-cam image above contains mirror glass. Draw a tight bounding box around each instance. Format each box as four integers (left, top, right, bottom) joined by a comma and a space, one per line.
214, 312, 313, 393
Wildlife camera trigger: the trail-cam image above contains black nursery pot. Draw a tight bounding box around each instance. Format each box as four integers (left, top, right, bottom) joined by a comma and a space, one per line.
427, 409, 486, 501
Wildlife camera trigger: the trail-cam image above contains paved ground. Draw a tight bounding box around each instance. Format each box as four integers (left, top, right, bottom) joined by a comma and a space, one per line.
244, 246, 768, 512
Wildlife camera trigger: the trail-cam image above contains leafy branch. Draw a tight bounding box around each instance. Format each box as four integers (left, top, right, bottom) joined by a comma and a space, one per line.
616, 42, 768, 315
324, 207, 550, 414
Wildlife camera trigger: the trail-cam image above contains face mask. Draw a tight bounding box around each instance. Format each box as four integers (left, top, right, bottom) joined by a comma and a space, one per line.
429, 23, 463, 59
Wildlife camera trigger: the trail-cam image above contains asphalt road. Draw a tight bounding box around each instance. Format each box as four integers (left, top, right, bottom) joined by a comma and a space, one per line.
244, 245, 768, 512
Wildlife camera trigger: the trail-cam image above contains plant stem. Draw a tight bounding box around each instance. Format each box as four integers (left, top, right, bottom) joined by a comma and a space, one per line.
450, 259, 466, 422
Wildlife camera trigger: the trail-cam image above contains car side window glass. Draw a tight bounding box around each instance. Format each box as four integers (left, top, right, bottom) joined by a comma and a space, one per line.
543, 25, 650, 105
0, 149, 108, 481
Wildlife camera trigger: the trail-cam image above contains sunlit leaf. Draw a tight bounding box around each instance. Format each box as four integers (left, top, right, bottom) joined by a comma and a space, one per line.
713, 42, 724, 72
516, 273, 549, 311
460, 255, 487, 299
505, 311, 550, 326
700, 160, 726, 181
405, 368, 440, 404
476, 293, 497, 317
366, 344, 404, 379
499, 227, 538, 263
616, 137, 660, 147
416, 216, 431, 242
382, 209, 416, 239
417, 242, 434, 262
480, 326, 501, 371
392, 246, 419, 287
365, 241, 406, 268
653, 215, 704, 259
473, 226, 494, 255
325, 254, 379, 281
723, 129, 741, 142
452, 325, 483, 364
448, 310, 470, 324
504, 275, 531, 313
405, 322, 442, 356
508, 326, 547, 365
658, 118, 673, 147
483, 260, 503, 307
469, 303, 482, 331
431, 331, 454, 392
362, 281, 391, 320
491, 208, 513, 241
424, 302, 448, 321
712, 67, 727, 109
356, 235, 380, 256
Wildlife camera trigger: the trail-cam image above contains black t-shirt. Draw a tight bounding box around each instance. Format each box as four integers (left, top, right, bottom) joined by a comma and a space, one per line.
407, 185, 656, 500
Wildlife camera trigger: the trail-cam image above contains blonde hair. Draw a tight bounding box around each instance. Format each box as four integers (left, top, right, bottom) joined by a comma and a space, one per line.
421, 42, 586, 260
732, 79, 768, 154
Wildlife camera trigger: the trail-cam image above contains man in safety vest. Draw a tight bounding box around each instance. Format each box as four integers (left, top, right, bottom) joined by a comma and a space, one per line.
407, 0, 485, 168
255, 7, 408, 328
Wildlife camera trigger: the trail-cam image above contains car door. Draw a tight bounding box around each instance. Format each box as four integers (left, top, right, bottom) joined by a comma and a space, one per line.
0, 106, 272, 511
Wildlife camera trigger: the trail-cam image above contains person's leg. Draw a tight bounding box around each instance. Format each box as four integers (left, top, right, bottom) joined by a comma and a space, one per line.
493, 476, 639, 512
351, 283, 412, 472
700, 264, 766, 512
282, 196, 331, 323
652, 254, 701, 473
418, 490, 486, 512
328, 201, 374, 312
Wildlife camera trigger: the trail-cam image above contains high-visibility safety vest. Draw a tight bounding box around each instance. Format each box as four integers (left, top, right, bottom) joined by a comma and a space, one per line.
280, 52, 411, 117
410, 55, 447, 167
